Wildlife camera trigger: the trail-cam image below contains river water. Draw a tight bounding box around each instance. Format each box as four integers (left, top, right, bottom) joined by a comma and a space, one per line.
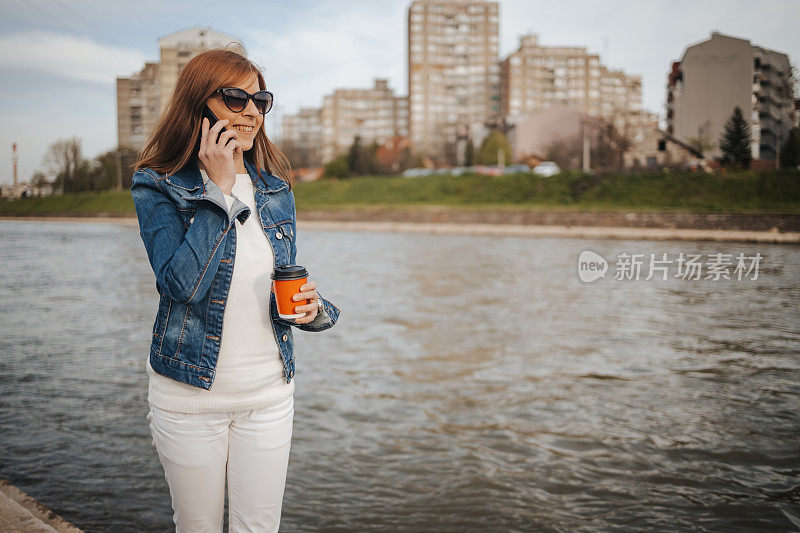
0, 219, 798, 532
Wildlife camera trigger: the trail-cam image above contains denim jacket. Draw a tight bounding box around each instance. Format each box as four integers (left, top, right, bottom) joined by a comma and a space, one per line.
130, 157, 340, 390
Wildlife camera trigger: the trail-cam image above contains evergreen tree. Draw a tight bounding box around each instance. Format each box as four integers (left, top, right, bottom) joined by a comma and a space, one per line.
477, 130, 512, 165
323, 156, 349, 178
464, 138, 474, 166
346, 136, 364, 173
780, 127, 800, 169
720, 106, 752, 168
343, 135, 385, 175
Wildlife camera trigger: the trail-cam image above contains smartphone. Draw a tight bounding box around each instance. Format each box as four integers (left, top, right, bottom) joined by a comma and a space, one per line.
202, 105, 227, 144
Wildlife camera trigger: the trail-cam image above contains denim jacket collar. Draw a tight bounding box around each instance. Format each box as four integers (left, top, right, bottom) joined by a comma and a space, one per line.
244, 159, 290, 194
164, 157, 289, 197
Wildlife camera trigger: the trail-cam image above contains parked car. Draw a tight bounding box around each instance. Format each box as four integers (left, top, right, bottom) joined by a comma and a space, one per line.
474, 165, 503, 176
402, 168, 434, 178
533, 161, 561, 177
503, 164, 532, 174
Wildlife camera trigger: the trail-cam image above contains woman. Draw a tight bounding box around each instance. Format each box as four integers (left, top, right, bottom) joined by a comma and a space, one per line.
130, 49, 340, 532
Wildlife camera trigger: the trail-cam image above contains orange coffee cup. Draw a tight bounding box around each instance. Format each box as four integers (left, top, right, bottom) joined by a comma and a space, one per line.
271, 265, 311, 320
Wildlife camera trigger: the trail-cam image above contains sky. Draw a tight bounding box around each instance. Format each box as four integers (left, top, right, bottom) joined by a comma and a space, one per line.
0, 0, 798, 186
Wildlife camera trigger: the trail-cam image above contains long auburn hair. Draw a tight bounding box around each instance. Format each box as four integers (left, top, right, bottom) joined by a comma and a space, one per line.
134, 49, 293, 189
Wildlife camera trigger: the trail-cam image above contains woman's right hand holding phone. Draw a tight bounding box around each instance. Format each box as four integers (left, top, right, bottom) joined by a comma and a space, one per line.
198, 117, 241, 195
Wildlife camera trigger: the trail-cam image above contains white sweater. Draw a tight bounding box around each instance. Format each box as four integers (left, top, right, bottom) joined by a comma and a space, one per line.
146, 171, 295, 413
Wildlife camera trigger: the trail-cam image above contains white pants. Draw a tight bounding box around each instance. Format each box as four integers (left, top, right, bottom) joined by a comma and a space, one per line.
146, 395, 294, 532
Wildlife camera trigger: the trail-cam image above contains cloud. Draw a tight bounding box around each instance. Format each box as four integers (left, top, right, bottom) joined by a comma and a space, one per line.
240, 1, 407, 114
500, 0, 800, 117
0, 31, 145, 84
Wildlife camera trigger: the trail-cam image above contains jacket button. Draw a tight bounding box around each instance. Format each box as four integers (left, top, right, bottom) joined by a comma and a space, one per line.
282, 334, 288, 341
189, 216, 194, 224
276, 231, 283, 239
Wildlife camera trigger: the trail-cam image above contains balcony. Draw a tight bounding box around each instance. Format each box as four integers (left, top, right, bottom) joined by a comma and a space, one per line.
759, 128, 779, 146
759, 104, 784, 121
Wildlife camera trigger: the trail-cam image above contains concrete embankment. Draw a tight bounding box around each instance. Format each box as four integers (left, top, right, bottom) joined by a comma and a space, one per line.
297, 207, 800, 233
297, 220, 800, 243
296, 207, 800, 243
0, 479, 82, 532
2, 208, 799, 243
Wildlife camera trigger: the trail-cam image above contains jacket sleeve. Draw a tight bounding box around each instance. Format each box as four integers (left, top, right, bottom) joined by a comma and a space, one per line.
273, 187, 341, 332
130, 169, 233, 305
295, 289, 341, 332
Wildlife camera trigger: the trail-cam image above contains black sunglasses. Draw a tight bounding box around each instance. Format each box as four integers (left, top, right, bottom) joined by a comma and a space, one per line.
214, 87, 274, 115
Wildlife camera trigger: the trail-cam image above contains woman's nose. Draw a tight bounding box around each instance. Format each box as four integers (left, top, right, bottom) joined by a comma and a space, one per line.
242, 97, 259, 116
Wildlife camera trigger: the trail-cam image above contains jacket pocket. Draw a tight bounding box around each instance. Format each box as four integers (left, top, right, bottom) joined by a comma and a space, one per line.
176, 206, 197, 229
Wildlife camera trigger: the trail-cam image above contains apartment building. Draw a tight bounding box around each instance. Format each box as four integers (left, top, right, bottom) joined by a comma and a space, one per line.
408, 0, 500, 163
318, 79, 408, 163
666, 31, 794, 162
116, 27, 245, 151
116, 61, 159, 151
500, 34, 643, 134
281, 107, 323, 167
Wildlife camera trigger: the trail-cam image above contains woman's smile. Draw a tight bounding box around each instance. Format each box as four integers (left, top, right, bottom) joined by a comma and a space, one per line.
232, 124, 255, 135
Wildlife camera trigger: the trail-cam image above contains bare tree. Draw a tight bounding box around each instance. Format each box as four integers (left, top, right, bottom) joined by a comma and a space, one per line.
687, 120, 715, 157
278, 138, 321, 168
581, 116, 632, 172
30, 171, 49, 188
42, 137, 83, 193
544, 137, 582, 170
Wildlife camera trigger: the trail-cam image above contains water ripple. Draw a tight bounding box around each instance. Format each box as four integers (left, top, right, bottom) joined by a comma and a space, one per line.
0, 221, 798, 531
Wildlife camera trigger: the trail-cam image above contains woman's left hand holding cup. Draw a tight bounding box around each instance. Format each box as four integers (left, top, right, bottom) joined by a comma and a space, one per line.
292, 280, 319, 323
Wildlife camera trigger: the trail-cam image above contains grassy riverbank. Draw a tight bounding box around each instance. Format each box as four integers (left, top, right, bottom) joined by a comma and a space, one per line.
292, 169, 800, 213
1, 169, 798, 216
0, 189, 134, 216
